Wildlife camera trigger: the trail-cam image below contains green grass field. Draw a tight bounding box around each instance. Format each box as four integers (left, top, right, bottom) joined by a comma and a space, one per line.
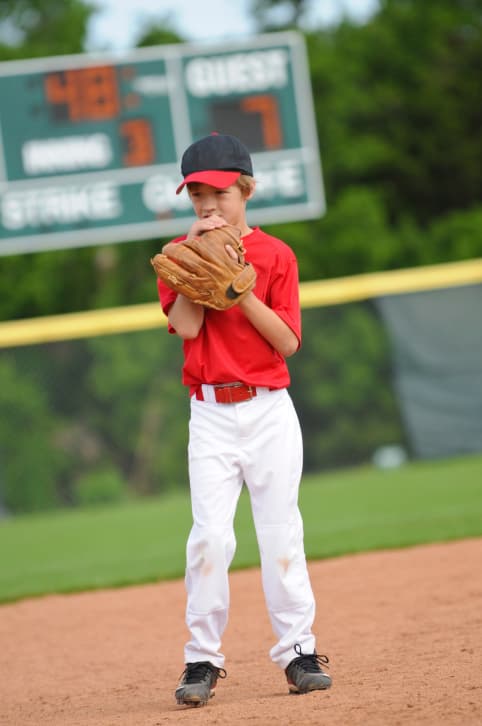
1, 454, 481, 604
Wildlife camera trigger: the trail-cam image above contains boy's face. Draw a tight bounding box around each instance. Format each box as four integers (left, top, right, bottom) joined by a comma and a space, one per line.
188, 182, 253, 228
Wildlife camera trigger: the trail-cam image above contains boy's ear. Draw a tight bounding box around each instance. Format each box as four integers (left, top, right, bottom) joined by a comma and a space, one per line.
244, 180, 256, 201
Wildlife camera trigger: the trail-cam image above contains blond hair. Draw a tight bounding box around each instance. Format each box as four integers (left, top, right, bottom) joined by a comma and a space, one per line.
236, 174, 255, 197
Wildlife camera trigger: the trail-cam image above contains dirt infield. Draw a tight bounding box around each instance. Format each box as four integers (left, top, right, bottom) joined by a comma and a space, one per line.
1, 537, 481, 726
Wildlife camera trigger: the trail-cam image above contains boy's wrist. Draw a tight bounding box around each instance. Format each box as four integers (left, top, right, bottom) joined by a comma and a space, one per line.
237, 291, 256, 310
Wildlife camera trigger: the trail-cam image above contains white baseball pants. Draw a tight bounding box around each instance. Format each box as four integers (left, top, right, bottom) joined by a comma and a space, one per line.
183, 387, 317, 670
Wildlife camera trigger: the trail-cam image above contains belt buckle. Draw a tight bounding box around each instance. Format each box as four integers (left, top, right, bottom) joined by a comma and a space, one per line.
245, 385, 255, 399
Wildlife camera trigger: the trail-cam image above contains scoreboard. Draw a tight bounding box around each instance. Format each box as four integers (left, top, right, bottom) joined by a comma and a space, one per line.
0, 32, 324, 255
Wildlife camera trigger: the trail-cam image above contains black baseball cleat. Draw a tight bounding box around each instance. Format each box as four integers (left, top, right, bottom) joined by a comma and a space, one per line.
285, 643, 332, 694
175, 661, 227, 707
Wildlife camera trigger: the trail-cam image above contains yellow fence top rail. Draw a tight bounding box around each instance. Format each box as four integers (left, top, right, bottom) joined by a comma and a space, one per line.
299, 257, 482, 308
1, 257, 481, 349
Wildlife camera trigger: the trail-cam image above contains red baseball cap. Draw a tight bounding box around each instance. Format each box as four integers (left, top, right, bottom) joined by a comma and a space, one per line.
176, 133, 253, 195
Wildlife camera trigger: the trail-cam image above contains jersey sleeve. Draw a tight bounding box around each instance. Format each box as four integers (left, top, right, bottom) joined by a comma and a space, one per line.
155, 235, 186, 334
269, 251, 302, 348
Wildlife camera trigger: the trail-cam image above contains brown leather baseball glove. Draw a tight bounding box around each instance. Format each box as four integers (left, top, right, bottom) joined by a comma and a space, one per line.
150, 225, 256, 310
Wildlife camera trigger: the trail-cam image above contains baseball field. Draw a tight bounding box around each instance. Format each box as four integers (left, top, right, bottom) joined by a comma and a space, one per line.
1, 453, 482, 724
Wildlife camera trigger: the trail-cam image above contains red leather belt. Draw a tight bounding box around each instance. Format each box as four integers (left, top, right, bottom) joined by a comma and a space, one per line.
197, 382, 258, 403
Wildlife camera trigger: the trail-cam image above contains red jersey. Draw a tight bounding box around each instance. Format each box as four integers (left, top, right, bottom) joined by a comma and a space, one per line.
157, 227, 301, 394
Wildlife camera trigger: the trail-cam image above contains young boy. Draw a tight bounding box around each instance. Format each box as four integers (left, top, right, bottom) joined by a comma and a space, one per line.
156, 133, 331, 707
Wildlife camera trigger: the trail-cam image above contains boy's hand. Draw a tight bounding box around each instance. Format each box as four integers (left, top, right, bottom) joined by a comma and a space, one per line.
188, 216, 227, 237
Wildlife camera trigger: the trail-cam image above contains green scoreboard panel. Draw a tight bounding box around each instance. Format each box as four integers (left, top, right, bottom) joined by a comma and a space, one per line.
0, 32, 324, 256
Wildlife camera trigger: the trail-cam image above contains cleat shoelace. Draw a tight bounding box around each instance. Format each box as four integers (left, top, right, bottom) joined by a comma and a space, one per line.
181, 662, 227, 684
290, 643, 330, 673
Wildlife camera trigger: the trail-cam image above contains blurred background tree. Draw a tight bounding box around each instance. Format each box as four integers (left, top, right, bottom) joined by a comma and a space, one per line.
0, 0, 94, 58
1, 0, 481, 511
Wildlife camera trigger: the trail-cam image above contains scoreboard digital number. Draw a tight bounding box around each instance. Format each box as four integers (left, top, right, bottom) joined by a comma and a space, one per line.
0, 32, 324, 256
43, 67, 155, 166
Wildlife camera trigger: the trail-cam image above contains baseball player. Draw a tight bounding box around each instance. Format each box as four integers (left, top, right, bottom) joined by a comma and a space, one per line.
154, 133, 332, 707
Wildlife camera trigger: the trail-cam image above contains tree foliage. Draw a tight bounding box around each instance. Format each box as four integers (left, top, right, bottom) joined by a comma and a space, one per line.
0, 0, 94, 58
308, 0, 482, 226
0, 358, 64, 511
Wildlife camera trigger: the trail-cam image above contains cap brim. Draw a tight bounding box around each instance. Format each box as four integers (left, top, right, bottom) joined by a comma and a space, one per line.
176, 170, 241, 195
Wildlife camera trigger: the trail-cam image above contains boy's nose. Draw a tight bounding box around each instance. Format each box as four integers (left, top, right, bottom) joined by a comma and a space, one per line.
202, 201, 217, 214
